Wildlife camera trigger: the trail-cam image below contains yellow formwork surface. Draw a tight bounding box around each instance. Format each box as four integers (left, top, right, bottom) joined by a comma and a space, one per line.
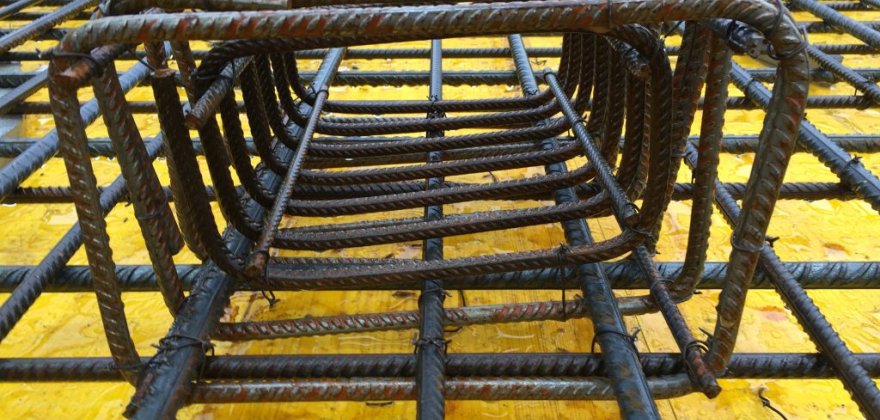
2, 15, 880, 419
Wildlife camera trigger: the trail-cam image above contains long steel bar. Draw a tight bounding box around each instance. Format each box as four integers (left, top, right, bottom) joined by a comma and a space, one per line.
789, 0, 880, 48
0, 0, 854, 11
0, 0, 44, 20
243, 87, 328, 276
0, 42, 879, 61
4, 10, 879, 50
0, 260, 875, 292
211, 299, 592, 341
3, 353, 880, 382
8, 93, 880, 114
0, 181, 857, 206
182, 376, 685, 403
4, 66, 880, 89
414, 38, 446, 420
93, 46, 185, 315
0, 71, 48, 117
0, 0, 95, 54
509, 34, 659, 417
3, 134, 880, 158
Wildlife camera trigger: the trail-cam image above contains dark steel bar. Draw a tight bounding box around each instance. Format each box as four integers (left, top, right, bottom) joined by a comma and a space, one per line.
213, 299, 591, 340
243, 87, 328, 276
6, 66, 880, 90
730, 62, 880, 212
789, 1, 871, 11
414, 38, 446, 420
48, 44, 146, 384
0, 73, 60, 88
0, 260, 876, 293
0, 0, 837, 10
510, 34, 659, 417
545, 71, 637, 225
0, 0, 73, 5
92, 54, 185, 315
807, 45, 880, 106
0, 181, 857, 205
707, 134, 880, 154
316, 68, 880, 85
184, 375, 683, 403
4, 353, 880, 382
0, 0, 44, 20
10, 93, 880, 114
673, 31, 729, 301
0, 43, 879, 62
788, 0, 880, 48
0, 71, 47, 117
0, 0, 844, 16
3, 134, 880, 159
0, 28, 65, 40
0, 0, 96, 55
1, 10, 89, 20
8, 65, 880, 90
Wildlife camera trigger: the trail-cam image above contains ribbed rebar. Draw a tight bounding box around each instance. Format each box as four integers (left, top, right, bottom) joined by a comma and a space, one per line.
2, 0, 876, 416
3, 353, 880, 382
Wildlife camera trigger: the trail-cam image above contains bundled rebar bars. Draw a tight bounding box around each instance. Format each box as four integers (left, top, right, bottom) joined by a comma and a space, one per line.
0, 0, 876, 418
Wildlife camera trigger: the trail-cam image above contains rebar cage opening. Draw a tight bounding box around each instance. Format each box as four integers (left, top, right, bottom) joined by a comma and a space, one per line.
0, 0, 879, 418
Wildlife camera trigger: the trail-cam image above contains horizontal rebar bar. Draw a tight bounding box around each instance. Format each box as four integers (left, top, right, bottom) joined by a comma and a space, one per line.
5, 94, 878, 114
1, 353, 879, 382
0, 181, 855, 205
7, 64, 880, 90
0, 42, 876, 62
0, 261, 875, 292
2, 134, 879, 158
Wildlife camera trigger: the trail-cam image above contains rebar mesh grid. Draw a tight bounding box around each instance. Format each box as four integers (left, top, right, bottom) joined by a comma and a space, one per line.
0, 0, 877, 419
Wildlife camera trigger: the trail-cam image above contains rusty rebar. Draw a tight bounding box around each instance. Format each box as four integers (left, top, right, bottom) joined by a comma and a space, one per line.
4, 0, 875, 416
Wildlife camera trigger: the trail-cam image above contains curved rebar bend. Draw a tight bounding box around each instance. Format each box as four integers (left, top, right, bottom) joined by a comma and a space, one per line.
48, 0, 808, 398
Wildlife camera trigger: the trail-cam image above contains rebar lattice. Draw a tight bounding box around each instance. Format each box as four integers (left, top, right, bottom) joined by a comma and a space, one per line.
0, 0, 877, 418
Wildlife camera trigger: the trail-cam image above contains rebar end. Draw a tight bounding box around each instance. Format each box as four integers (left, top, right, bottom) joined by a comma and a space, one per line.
244, 251, 269, 280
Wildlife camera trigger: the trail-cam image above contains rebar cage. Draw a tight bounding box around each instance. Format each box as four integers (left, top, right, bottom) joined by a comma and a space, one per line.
0, 0, 879, 418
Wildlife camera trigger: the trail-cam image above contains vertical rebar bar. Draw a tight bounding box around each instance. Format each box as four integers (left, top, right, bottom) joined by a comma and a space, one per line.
415, 38, 447, 420
509, 34, 659, 418
243, 86, 329, 278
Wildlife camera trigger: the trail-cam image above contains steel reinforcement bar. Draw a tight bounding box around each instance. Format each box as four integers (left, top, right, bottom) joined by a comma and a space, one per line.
0, 0, 876, 418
